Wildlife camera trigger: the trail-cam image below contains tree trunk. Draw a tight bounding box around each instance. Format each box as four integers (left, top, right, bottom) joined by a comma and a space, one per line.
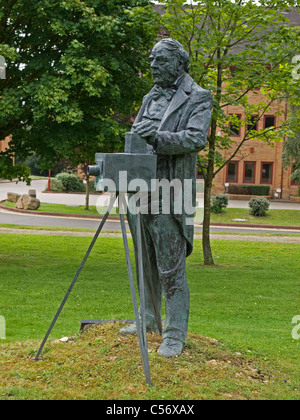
85, 174, 90, 211
202, 163, 214, 265
201, 48, 222, 265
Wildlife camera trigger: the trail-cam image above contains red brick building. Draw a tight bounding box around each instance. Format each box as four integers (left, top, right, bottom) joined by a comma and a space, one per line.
212, 92, 299, 200
0, 136, 10, 154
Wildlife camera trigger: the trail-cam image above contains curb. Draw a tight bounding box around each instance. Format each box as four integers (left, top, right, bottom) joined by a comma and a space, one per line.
1, 200, 300, 231
0, 200, 119, 221
209, 222, 300, 230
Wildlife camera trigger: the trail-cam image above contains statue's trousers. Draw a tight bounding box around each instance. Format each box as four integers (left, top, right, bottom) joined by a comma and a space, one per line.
128, 212, 190, 344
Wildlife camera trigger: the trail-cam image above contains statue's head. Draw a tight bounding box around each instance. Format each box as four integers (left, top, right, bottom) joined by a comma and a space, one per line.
149, 38, 190, 88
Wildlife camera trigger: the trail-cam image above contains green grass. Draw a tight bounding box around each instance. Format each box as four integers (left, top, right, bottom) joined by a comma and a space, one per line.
0, 223, 97, 233
207, 207, 300, 226
1, 223, 300, 237
0, 234, 299, 399
2, 200, 111, 217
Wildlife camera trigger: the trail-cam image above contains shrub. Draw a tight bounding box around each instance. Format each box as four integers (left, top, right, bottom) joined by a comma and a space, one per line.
216, 193, 229, 208
291, 168, 300, 185
249, 197, 270, 217
45, 178, 64, 192
56, 172, 85, 192
228, 184, 270, 196
211, 193, 229, 213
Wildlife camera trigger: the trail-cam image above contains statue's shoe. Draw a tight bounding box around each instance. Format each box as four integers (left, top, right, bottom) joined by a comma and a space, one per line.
157, 338, 184, 358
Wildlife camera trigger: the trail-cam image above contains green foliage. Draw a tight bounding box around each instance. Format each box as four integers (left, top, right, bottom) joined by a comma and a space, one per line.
160, 0, 300, 173
0, 155, 31, 184
47, 178, 64, 193
291, 169, 300, 184
0, 0, 161, 178
55, 172, 85, 192
16, 152, 66, 177
249, 197, 270, 217
282, 104, 300, 183
210, 193, 229, 214
228, 184, 270, 196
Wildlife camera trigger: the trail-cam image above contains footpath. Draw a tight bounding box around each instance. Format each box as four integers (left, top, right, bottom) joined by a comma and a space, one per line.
0, 227, 300, 243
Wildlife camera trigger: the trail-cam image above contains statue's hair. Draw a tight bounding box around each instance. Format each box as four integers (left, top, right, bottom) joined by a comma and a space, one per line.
153, 38, 190, 73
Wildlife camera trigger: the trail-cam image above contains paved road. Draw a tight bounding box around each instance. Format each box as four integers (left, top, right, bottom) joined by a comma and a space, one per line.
1, 207, 300, 235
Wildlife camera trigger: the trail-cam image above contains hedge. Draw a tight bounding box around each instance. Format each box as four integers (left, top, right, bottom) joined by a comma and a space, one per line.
55, 172, 85, 192
228, 184, 270, 196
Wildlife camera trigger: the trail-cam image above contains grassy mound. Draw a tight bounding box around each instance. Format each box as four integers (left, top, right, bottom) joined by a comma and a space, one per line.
0, 321, 274, 400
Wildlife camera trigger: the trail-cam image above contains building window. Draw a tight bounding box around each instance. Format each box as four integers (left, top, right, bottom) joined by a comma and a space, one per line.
247, 115, 258, 132
264, 115, 275, 129
261, 163, 273, 184
244, 162, 255, 183
226, 161, 239, 183
229, 114, 241, 136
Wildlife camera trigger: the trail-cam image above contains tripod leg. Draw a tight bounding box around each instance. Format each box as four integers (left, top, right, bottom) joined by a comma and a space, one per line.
119, 194, 151, 387
136, 211, 147, 344
35, 192, 118, 360
140, 219, 163, 336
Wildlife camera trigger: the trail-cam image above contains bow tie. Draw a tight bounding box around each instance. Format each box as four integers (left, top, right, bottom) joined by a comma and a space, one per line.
152, 85, 177, 101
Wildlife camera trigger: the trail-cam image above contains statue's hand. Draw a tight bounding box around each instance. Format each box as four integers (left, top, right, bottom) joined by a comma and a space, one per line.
132, 120, 157, 145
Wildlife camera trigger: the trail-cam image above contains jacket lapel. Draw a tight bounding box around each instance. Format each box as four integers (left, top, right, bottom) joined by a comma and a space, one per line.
159, 73, 193, 130
134, 73, 194, 128
158, 89, 188, 130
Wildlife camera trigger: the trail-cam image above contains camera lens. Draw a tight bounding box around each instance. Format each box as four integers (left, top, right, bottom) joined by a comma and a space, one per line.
87, 165, 100, 176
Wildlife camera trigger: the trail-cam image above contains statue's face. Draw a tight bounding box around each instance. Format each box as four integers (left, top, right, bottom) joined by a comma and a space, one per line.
149, 44, 182, 88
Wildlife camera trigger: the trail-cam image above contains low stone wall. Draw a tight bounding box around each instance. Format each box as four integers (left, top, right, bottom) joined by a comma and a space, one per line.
228, 194, 271, 201
290, 195, 300, 203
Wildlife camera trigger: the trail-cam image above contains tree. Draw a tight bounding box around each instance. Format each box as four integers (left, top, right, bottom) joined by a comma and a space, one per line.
0, 0, 160, 184
282, 103, 300, 184
160, 0, 300, 264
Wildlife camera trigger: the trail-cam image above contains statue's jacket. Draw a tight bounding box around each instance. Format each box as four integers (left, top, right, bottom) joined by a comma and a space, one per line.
133, 73, 213, 256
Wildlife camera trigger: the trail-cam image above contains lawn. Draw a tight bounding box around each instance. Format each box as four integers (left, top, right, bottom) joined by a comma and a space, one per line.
0, 234, 299, 399
1, 200, 105, 217
207, 208, 300, 226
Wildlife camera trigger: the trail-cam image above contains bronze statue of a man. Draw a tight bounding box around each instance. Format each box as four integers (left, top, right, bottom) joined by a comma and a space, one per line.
120, 38, 212, 357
